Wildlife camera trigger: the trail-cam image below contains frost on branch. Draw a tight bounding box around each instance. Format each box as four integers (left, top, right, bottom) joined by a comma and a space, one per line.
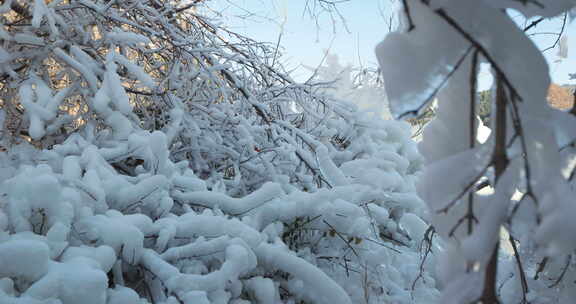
0, 1, 437, 303
377, 0, 576, 303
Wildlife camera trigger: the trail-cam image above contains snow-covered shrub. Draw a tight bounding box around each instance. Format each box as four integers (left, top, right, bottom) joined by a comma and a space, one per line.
377, 0, 576, 303
0, 1, 437, 303
0, 110, 437, 304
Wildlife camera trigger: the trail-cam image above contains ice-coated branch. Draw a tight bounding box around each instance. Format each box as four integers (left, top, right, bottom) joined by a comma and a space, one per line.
173, 182, 283, 215
256, 242, 353, 304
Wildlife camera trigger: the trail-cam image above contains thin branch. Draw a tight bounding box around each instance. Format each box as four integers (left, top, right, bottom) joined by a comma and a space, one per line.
434, 9, 522, 102
509, 234, 529, 303
549, 255, 572, 288
541, 12, 568, 53
323, 220, 359, 258
411, 226, 435, 291
467, 50, 480, 236
398, 46, 474, 119
534, 257, 548, 280
436, 164, 490, 213
523, 17, 544, 32
401, 0, 415, 31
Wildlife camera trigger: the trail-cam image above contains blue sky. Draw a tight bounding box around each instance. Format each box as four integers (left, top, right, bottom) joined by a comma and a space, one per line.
209, 1, 576, 86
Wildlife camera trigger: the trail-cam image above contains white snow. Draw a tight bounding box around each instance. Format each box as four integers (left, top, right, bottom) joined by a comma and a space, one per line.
0, 1, 441, 302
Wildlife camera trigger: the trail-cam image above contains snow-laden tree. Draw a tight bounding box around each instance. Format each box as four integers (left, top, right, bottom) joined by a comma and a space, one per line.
377, 0, 576, 303
305, 53, 392, 119
0, 1, 437, 303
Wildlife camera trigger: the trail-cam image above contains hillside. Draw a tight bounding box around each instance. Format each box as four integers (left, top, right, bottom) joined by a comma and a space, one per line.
548, 83, 575, 110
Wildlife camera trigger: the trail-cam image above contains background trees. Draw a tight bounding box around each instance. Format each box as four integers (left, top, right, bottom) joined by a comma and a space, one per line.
0, 1, 437, 303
